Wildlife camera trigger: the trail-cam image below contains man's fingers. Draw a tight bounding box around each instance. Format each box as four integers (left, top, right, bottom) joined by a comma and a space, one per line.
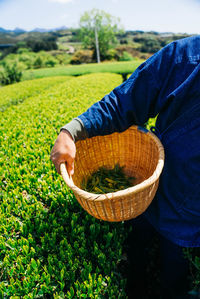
55, 161, 62, 175
66, 157, 74, 176
50, 131, 76, 175
50, 152, 61, 174
52, 155, 75, 176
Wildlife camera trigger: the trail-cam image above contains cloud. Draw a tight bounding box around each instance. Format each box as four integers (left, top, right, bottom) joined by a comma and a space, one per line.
49, 0, 73, 3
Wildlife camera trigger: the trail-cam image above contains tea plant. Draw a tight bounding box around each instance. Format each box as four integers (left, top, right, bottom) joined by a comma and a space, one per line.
0, 73, 128, 298
0, 76, 71, 112
22, 60, 142, 81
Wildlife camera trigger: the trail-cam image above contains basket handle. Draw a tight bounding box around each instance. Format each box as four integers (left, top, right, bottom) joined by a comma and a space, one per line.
60, 162, 75, 188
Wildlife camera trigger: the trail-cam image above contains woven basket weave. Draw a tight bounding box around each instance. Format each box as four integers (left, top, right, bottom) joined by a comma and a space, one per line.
60, 125, 164, 222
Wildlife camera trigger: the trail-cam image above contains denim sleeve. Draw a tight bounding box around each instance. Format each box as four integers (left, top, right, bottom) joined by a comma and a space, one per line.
78, 42, 177, 138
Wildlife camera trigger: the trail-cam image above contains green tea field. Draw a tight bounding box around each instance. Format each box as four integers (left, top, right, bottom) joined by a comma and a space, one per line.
0, 73, 199, 298
22, 61, 142, 81
0, 73, 129, 298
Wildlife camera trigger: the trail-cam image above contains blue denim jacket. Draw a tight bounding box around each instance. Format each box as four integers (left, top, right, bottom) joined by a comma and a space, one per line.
78, 36, 200, 247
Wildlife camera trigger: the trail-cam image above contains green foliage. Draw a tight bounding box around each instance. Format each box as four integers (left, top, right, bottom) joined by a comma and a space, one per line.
115, 45, 144, 60
26, 38, 58, 52
70, 50, 93, 65
140, 38, 161, 53
145, 117, 156, 130
184, 248, 200, 295
0, 28, 192, 65
45, 56, 57, 68
131, 33, 191, 54
0, 73, 128, 297
0, 34, 59, 61
79, 9, 123, 61
55, 53, 71, 65
119, 51, 134, 61
23, 60, 142, 81
82, 164, 135, 194
32, 52, 58, 69
0, 61, 22, 85
0, 51, 61, 72
33, 56, 43, 69
0, 76, 70, 112
105, 48, 118, 61
17, 47, 31, 54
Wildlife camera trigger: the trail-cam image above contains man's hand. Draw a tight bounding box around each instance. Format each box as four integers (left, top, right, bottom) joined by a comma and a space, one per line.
50, 130, 76, 175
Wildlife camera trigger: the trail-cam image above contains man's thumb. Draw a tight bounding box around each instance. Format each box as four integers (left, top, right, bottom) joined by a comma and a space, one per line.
67, 160, 74, 176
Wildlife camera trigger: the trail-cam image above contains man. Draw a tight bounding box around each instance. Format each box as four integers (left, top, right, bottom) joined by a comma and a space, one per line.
51, 36, 200, 298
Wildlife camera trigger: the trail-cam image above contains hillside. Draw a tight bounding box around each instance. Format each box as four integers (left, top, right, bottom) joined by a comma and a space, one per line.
0, 27, 192, 59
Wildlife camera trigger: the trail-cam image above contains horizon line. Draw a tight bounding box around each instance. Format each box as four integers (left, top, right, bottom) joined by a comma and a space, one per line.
0, 25, 196, 35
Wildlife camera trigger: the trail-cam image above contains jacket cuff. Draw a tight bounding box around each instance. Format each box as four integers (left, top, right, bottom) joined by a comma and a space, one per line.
60, 117, 89, 142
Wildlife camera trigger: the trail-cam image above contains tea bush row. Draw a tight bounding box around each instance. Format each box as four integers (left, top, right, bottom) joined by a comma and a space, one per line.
0, 73, 129, 298
0, 76, 71, 112
22, 61, 142, 81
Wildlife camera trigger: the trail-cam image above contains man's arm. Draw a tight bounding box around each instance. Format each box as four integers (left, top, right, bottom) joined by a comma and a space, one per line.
59, 44, 172, 141
76, 41, 176, 138
51, 39, 184, 174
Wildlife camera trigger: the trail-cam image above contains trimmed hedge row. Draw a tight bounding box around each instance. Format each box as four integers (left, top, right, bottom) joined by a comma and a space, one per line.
0, 74, 128, 298
22, 61, 142, 81
0, 76, 71, 112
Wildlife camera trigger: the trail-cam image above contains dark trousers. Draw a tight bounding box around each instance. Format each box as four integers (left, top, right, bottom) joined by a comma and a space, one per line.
124, 214, 191, 299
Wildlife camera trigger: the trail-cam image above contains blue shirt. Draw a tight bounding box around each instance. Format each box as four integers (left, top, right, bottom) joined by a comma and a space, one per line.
78, 36, 200, 247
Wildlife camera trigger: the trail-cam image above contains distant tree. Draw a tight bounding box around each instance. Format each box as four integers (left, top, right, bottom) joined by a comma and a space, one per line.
17, 47, 31, 54
79, 9, 123, 62
70, 50, 93, 64
68, 29, 81, 42
44, 55, 57, 67
119, 51, 134, 61
133, 36, 161, 53
120, 39, 128, 44
140, 38, 161, 53
16, 41, 27, 48
0, 61, 22, 85
33, 56, 43, 69
26, 40, 58, 52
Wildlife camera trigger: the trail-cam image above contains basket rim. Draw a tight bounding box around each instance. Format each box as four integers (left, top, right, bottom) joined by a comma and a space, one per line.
60, 125, 165, 202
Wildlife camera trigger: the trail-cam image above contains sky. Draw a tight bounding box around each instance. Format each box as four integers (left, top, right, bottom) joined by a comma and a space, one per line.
0, 0, 200, 34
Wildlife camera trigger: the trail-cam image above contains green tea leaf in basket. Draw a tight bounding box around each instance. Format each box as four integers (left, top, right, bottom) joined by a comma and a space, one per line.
81, 164, 136, 194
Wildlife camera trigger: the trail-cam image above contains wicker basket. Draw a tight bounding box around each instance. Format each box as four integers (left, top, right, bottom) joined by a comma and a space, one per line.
60, 125, 164, 222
